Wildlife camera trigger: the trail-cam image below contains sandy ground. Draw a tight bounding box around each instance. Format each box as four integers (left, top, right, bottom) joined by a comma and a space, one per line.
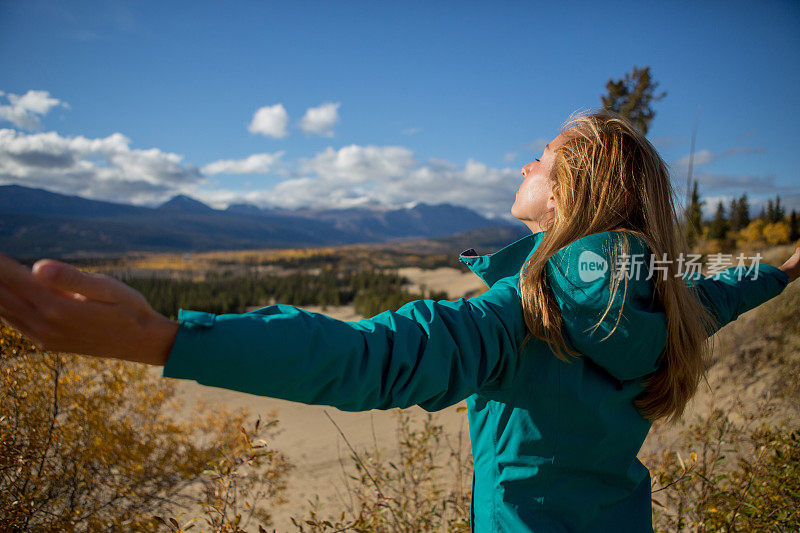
154, 268, 486, 531
396, 266, 488, 299
153, 367, 471, 531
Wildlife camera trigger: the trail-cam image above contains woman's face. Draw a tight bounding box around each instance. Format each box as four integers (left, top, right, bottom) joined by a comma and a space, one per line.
511, 131, 569, 233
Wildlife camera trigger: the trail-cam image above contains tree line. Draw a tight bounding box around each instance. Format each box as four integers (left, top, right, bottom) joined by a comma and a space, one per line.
120, 268, 448, 320
684, 184, 799, 247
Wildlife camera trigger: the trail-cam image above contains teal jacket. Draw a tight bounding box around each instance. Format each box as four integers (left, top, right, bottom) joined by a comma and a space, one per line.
162, 230, 790, 532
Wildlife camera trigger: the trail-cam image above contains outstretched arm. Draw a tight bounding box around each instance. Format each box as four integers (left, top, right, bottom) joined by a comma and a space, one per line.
685, 247, 799, 336
0, 254, 526, 412
162, 278, 525, 411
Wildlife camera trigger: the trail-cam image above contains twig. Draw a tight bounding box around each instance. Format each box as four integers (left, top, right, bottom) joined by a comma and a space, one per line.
323, 409, 403, 531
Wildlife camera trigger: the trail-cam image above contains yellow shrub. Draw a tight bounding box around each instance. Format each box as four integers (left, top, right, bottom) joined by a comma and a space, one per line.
763, 221, 791, 245
0, 323, 290, 531
738, 219, 766, 242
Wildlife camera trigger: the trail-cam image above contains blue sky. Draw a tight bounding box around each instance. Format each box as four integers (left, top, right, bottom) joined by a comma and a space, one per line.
1, 0, 798, 219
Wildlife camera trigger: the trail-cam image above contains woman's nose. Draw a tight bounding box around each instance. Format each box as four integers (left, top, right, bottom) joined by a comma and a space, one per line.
521, 163, 533, 177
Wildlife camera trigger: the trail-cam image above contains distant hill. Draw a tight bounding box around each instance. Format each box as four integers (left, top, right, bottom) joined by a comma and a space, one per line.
225, 203, 264, 215
157, 194, 216, 214
0, 184, 150, 218
0, 184, 520, 258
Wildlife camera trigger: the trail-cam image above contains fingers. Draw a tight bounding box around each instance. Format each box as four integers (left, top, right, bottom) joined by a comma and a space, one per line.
0, 283, 47, 348
0, 270, 114, 354
0, 254, 103, 348
0, 282, 36, 322
0, 253, 41, 296
0, 254, 85, 307
0, 254, 160, 359
32, 259, 116, 303
0, 254, 62, 348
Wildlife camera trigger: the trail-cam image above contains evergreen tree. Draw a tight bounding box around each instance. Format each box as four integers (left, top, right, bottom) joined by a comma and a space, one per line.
684, 180, 704, 246
774, 195, 785, 222
729, 198, 741, 232
737, 194, 750, 228
601, 65, 666, 135
707, 200, 729, 240
790, 209, 799, 242
728, 193, 750, 232
765, 199, 775, 222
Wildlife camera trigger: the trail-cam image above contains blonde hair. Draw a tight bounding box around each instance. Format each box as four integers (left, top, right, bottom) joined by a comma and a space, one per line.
519, 109, 718, 424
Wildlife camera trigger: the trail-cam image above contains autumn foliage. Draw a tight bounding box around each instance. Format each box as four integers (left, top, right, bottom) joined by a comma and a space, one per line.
0, 322, 291, 531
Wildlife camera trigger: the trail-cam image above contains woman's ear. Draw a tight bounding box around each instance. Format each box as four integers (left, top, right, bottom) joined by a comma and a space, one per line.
542, 200, 557, 230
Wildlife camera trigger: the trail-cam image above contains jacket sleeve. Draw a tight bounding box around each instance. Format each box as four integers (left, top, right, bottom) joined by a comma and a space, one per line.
684, 263, 790, 337
160, 277, 525, 412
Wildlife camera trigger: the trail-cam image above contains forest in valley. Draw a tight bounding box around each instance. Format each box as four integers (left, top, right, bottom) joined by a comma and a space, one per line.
123, 268, 448, 320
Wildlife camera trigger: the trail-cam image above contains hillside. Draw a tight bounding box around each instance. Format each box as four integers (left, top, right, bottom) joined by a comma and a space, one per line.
0, 184, 522, 258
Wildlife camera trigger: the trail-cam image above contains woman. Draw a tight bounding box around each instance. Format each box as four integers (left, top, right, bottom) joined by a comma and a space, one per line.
0, 110, 797, 532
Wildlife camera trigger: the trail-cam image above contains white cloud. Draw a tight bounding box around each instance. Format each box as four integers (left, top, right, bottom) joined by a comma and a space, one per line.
299, 144, 416, 184
672, 145, 765, 169
692, 171, 778, 192
651, 136, 684, 149
267, 144, 518, 217
1, 126, 523, 218
202, 152, 285, 175
248, 104, 289, 138
503, 152, 517, 163
182, 187, 276, 210
0, 128, 203, 204
673, 149, 714, 168
701, 195, 733, 219
401, 127, 421, 136
299, 102, 340, 137
0, 90, 69, 130
721, 146, 766, 157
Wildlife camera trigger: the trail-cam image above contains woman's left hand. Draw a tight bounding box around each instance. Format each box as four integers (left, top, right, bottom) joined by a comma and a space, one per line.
0, 254, 178, 365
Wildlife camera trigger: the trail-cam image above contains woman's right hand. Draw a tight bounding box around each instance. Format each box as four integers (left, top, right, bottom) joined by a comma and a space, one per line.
779, 246, 800, 283
0, 254, 178, 366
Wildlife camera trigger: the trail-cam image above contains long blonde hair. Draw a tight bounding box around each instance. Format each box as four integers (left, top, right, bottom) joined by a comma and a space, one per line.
519, 109, 718, 424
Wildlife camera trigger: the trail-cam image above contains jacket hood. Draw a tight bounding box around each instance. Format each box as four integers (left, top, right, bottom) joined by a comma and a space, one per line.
460, 230, 668, 381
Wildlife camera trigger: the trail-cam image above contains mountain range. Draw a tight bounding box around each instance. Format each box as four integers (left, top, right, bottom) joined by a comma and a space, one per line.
0, 184, 526, 258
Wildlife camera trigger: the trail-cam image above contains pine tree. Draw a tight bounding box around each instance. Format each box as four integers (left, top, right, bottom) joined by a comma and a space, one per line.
774, 195, 785, 222
707, 200, 729, 240
729, 198, 741, 232
684, 180, 704, 246
737, 194, 750, 228
765, 199, 775, 222
728, 193, 750, 232
601, 65, 666, 136
790, 209, 799, 242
